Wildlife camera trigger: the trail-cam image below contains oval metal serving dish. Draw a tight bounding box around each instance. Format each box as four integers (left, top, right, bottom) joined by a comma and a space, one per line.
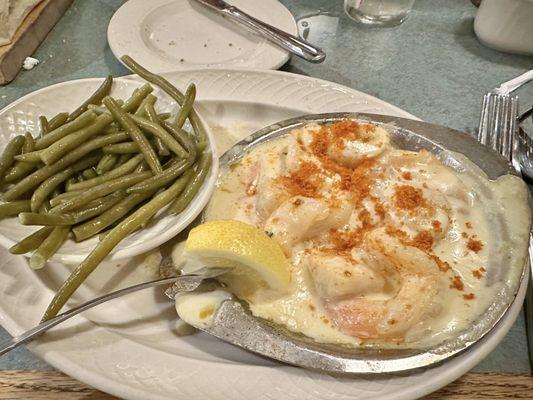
197, 112, 531, 374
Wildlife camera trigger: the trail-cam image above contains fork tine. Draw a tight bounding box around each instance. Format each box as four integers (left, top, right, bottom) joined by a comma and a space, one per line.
487, 94, 498, 149
486, 94, 496, 147
500, 96, 510, 158
497, 95, 508, 155
477, 94, 490, 144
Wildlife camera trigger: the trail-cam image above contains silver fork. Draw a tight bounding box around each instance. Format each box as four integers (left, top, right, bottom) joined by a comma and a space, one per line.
477, 92, 533, 371
0, 264, 226, 356
477, 92, 519, 165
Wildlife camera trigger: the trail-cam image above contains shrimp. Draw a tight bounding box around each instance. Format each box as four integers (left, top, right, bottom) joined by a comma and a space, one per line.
328, 125, 390, 168
244, 151, 290, 221
323, 228, 441, 340
305, 251, 386, 301
370, 155, 451, 242
288, 122, 390, 170
286, 124, 322, 173
265, 196, 352, 254
373, 149, 477, 244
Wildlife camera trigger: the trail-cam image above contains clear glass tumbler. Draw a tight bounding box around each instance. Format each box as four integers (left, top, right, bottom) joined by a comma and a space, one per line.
344, 0, 415, 27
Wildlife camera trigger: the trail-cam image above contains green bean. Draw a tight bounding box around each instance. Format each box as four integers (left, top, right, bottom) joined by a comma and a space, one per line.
30, 227, 70, 269
68, 75, 113, 121
170, 152, 211, 214
130, 114, 187, 158
4, 134, 38, 183
86, 105, 108, 115
150, 114, 170, 157
87, 101, 123, 115
140, 110, 170, 154
0, 135, 25, 182
173, 83, 196, 129
67, 154, 143, 191
65, 177, 78, 191
197, 142, 207, 152
117, 84, 153, 113
135, 161, 148, 173
34, 110, 97, 150
98, 230, 111, 241
49, 190, 81, 207
116, 154, 132, 166
42, 170, 193, 320
152, 137, 168, 156
30, 155, 101, 212
37, 86, 152, 165
9, 226, 54, 254
51, 188, 62, 198
103, 97, 162, 173
82, 168, 98, 180
161, 120, 197, 161
121, 56, 207, 145
102, 142, 139, 154
4, 162, 38, 183
53, 171, 152, 213
96, 154, 118, 174
22, 133, 35, 154
48, 113, 69, 131
14, 150, 43, 163
3, 132, 129, 201
72, 190, 154, 241
38, 200, 51, 214
0, 200, 31, 218
145, 104, 169, 156
102, 124, 120, 134
39, 116, 50, 136
158, 112, 171, 120
39, 113, 108, 165
134, 94, 157, 117
21, 192, 124, 226
128, 158, 190, 193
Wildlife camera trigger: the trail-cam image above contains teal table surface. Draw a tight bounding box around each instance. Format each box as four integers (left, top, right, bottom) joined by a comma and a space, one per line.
0, 0, 531, 375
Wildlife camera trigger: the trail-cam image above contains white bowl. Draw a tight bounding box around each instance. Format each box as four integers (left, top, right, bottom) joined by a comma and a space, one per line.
0, 77, 218, 263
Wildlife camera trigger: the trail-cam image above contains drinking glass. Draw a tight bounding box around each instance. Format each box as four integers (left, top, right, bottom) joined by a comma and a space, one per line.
344, 0, 416, 27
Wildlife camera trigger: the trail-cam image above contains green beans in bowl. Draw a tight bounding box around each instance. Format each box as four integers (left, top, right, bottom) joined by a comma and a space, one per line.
0, 58, 218, 316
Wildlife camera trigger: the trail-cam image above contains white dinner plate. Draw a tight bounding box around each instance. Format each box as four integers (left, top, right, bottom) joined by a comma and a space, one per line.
0, 78, 219, 263
108, 0, 297, 72
0, 69, 526, 400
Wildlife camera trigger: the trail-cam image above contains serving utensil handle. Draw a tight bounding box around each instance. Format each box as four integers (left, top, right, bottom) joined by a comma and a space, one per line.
0, 275, 195, 357
223, 6, 326, 63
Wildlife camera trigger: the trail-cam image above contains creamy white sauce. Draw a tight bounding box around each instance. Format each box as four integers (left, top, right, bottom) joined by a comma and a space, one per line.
198, 122, 530, 348
175, 290, 232, 329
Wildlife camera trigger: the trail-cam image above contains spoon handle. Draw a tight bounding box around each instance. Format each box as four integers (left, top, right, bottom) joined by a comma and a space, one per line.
0, 275, 196, 357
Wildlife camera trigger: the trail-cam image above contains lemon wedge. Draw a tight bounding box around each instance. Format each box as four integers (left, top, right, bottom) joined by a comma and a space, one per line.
184, 220, 291, 294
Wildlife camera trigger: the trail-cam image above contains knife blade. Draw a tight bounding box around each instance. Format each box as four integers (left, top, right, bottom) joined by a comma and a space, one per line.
193, 0, 326, 63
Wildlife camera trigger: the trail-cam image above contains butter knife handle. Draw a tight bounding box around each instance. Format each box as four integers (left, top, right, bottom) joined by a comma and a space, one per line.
224, 6, 326, 63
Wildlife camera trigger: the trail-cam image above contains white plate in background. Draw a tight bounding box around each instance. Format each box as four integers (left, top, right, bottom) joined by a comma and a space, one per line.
108, 0, 298, 72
